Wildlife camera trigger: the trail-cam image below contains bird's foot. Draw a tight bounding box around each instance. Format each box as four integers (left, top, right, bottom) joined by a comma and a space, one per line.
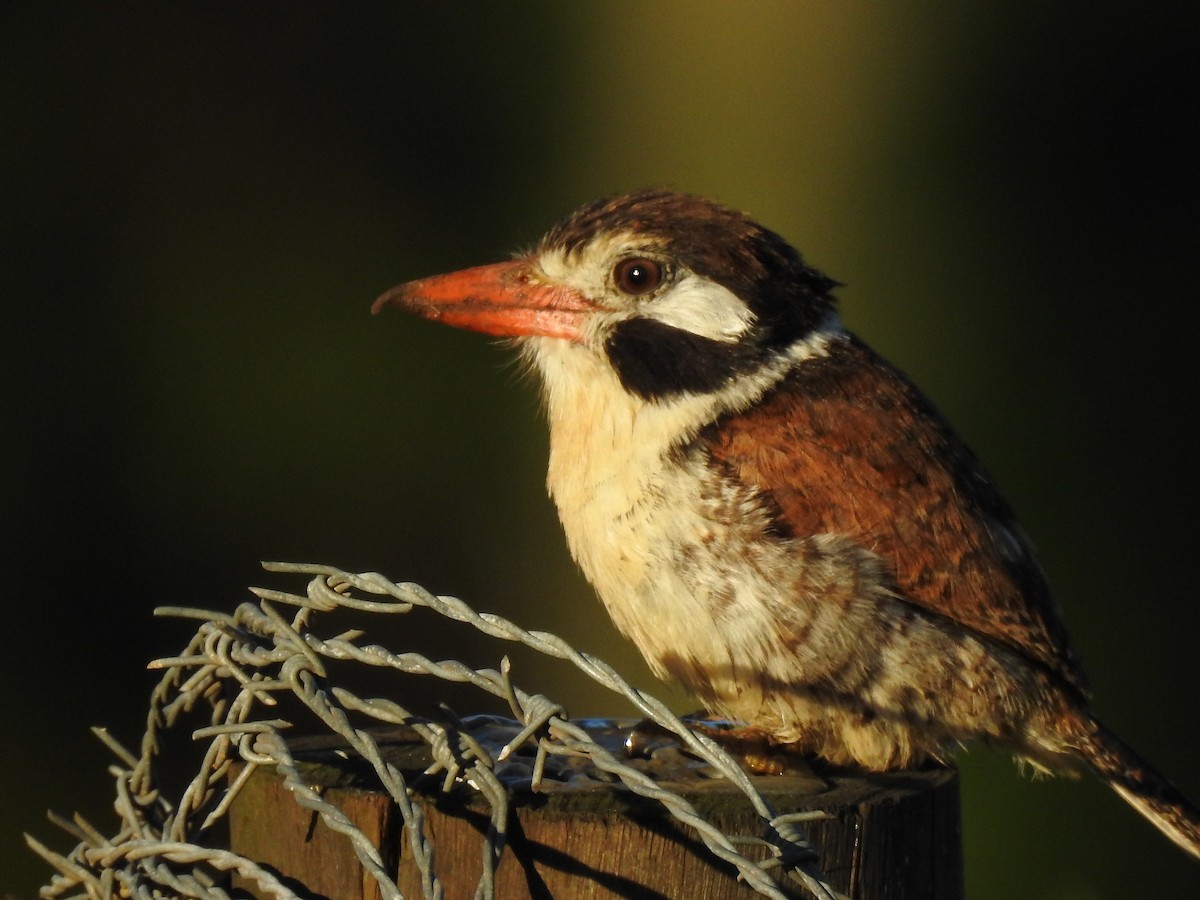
624, 714, 820, 777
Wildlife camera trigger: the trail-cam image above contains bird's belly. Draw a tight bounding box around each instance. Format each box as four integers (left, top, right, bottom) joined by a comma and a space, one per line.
553, 456, 1059, 770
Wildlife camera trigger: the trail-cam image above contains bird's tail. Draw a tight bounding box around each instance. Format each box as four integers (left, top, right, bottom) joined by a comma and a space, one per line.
1066, 711, 1200, 860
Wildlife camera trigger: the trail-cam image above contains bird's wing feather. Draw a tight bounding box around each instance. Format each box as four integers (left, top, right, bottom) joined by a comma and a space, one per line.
702, 334, 1088, 694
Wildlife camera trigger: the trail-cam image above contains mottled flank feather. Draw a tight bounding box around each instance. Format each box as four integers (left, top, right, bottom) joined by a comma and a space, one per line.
702, 334, 1087, 696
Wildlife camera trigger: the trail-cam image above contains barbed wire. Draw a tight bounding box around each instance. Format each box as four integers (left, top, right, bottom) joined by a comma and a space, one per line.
26, 562, 847, 900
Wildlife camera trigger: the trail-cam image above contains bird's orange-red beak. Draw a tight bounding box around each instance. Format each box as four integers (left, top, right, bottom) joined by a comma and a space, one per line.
372, 258, 592, 342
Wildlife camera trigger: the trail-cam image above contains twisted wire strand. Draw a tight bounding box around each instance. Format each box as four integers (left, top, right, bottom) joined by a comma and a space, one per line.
26, 562, 845, 900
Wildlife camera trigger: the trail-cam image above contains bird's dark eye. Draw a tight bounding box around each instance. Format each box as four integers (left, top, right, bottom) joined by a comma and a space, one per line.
613, 257, 664, 295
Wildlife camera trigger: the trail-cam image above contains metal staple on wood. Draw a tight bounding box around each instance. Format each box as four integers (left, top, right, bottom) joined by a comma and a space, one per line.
26, 562, 846, 900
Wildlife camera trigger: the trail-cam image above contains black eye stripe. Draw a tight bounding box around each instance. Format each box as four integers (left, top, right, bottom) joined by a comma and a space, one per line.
604, 317, 767, 400
613, 257, 665, 295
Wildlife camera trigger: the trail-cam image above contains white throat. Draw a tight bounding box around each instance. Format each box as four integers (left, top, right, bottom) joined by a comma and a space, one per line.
521, 314, 846, 589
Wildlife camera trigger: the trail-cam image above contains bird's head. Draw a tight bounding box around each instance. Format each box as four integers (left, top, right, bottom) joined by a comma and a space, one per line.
373, 189, 841, 402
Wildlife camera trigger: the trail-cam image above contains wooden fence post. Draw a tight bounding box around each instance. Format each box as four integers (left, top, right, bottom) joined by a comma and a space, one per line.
229, 725, 962, 899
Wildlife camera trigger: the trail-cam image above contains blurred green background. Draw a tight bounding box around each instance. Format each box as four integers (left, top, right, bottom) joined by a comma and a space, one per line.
4, 3, 1198, 897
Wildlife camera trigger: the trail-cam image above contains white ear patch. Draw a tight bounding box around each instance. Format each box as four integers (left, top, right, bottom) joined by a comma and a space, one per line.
644, 274, 755, 343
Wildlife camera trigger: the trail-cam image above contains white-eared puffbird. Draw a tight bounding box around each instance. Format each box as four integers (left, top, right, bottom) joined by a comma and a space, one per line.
374, 189, 1200, 858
